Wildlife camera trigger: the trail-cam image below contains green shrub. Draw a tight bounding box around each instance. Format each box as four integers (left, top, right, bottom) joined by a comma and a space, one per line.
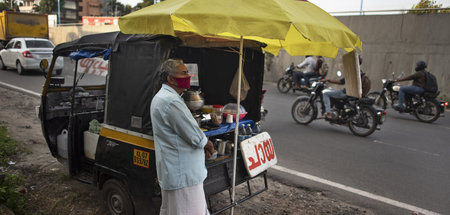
0, 173, 27, 215
0, 125, 28, 215
0, 125, 20, 167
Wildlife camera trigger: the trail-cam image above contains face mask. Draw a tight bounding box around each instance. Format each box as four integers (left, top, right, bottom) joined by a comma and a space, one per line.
172, 76, 191, 89
415, 66, 421, 71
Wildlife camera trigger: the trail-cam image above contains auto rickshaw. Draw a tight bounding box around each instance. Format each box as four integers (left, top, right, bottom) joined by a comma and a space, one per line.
38, 31, 276, 215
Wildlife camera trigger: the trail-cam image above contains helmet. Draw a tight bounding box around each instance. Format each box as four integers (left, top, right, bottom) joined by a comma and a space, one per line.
415, 60, 427, 71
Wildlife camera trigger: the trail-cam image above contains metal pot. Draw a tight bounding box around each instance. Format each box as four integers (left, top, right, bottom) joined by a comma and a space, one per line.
183, 90, 204, 111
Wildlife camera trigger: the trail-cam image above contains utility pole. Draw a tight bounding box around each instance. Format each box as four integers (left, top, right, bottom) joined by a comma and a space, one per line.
58, 0, 61, 25
360, 0, 363, 15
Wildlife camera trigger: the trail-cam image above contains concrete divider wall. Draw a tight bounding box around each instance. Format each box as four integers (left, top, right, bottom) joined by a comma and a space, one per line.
49, 25, 119, 46
265, 13, 450, 99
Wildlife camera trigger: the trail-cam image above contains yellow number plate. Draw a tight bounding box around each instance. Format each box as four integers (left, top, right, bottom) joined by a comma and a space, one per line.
133, 149, 150, 168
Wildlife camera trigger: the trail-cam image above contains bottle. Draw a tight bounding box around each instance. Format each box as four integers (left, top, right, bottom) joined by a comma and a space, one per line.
246, 124, 253, 138
238, 124, 247, 142
254, 122, 261, 134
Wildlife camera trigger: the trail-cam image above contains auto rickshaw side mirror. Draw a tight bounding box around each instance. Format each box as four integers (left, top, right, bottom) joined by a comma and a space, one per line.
40, 59, 49, 71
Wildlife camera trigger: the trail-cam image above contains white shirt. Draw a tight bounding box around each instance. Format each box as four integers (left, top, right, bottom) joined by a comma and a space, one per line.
150, 84, 208, 190
297, 56, 316, 73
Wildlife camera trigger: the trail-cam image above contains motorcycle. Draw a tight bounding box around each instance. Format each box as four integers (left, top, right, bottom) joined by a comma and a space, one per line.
367, 72, 447, 123
291, 77, 385, 137
277, 63, 326, 94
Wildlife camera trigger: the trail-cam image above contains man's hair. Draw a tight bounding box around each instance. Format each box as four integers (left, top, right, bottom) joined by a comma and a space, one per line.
160, 59, 184, 84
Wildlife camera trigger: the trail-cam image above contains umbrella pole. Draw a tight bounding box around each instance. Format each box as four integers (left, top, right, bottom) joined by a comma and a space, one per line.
231, 36, 244, 215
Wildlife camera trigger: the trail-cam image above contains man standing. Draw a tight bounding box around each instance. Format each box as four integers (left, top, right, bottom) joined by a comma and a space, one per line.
392, 60, 427, 111
151, 59, 214, 215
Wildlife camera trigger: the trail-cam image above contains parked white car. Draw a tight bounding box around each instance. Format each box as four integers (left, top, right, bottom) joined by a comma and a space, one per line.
0, 38, 64, 75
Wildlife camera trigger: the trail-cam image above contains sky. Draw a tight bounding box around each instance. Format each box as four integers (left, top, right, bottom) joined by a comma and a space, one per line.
118, 0, 450, 12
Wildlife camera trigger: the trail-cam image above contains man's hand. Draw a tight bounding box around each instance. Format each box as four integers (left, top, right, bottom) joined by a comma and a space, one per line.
204, 140, 214, 160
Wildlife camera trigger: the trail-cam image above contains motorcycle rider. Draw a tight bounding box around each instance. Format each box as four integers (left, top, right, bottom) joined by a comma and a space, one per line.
321, 55, 369, 119
321, 77, 346, 119
392, 60, 427, 112
293, 55, 316, 89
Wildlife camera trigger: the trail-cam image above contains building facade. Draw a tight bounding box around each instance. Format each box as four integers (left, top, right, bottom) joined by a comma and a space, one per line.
79, 0, 102, 17
19, 0, 41, 13
17, 0, 123, 24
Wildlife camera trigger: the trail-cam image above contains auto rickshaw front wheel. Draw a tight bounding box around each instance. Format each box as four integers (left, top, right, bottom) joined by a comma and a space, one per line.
102, 179, 134, 215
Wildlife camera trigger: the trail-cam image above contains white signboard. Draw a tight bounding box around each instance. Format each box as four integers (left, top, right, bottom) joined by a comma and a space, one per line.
343, 50, 362, 98
77, 58, 109, 77
240, 132, 277, 177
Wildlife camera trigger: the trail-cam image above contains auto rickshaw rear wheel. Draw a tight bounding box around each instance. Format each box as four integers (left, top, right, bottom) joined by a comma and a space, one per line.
102, 179, 134, 215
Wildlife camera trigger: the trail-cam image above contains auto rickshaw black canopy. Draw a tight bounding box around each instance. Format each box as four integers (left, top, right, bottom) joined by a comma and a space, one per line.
53, 31, 265, 135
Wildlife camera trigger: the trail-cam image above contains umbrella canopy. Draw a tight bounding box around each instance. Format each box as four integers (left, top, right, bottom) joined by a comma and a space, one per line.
119, 0, 361, 58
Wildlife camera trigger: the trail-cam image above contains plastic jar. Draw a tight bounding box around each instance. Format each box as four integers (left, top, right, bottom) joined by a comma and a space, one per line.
212, 105, 224, 124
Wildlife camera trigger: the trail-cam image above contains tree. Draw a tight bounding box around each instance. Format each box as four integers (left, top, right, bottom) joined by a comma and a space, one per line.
109, 1, 132, 16
123, 4, 132, 15
0, 2, 10, 11
34, 0, 60, 14
135, 0, 153, 10
409, 0, 450, 14
0, 0, 20, 11
134, 0, 166, 10
116, 3, 132, 16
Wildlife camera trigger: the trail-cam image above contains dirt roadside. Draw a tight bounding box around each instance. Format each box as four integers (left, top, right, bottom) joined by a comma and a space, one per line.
0, 86, 375, 215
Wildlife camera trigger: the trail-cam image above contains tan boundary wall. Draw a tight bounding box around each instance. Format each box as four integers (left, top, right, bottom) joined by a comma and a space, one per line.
49, 25, 119, 46
265, 13, 450, 99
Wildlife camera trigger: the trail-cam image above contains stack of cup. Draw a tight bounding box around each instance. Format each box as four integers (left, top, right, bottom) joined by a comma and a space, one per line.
226, 114, 233, 123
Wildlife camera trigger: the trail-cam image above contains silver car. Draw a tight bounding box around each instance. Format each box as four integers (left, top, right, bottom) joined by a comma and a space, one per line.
0, 38, 64, 75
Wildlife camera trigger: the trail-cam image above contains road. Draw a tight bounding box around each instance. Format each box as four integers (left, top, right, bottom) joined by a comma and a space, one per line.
262, 83, 450, 215
1, 62, 449, 214
0, 58, 105, 93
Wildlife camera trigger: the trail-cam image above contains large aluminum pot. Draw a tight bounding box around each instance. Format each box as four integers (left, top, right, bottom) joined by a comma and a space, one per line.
183, 90, 204, 111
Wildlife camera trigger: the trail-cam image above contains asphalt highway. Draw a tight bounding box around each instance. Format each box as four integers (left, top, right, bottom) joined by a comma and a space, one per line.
262, 83, 449, 215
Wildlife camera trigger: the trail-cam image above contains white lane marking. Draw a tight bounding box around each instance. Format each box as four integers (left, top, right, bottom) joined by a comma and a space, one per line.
437, 125, 450, 130
0, 81, 41, 97
271, 165, 440, 215
373, 140, 440, 157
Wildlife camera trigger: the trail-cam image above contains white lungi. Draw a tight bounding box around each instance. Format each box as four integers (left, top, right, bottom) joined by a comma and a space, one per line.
160, 183, 210, 215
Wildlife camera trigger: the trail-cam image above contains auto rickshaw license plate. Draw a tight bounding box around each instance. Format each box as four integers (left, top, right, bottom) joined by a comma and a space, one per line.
133, 149, 149, 168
